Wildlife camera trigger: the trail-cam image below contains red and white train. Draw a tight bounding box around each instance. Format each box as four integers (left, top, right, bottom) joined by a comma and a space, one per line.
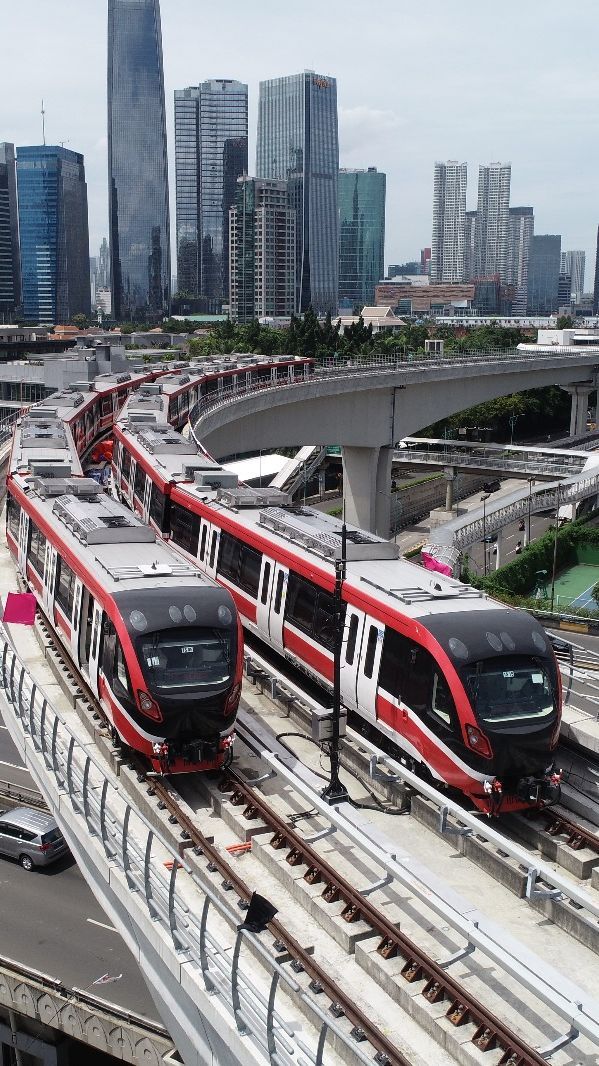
6, 410, 243, 774
112, 397, 563, 815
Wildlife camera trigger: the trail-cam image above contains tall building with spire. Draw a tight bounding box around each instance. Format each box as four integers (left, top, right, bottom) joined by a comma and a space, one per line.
107, 0, 170, 321
257, 71, 339, 314
430, 162, 467, 283
175, 80, 248, 310
473, 163, 511, 282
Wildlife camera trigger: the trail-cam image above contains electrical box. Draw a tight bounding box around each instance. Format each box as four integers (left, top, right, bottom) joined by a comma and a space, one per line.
310, 706, 347, 743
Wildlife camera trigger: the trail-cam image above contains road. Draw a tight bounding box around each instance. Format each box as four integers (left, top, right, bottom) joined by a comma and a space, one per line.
0, 719, 159, 1022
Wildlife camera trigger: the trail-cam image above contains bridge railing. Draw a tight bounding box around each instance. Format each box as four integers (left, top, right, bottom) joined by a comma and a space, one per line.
0, 619, 374, 1066
393, 446, 585, 478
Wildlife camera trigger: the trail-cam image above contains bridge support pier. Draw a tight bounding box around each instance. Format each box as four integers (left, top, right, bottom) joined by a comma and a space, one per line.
342, 445, 392, 537
564, 383, 595, 436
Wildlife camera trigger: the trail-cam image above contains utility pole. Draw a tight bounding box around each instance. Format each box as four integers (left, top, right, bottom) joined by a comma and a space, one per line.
322, 524, 349, 805
550, 483, 561, 612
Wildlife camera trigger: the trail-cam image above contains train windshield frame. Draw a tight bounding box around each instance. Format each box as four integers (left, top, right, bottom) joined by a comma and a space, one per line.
462, 656, 556, 725
137, 626, 232, 692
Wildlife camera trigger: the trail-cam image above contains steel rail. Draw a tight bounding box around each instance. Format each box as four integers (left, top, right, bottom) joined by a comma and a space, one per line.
219, 769, 550, 1066
527, 806, 599, 854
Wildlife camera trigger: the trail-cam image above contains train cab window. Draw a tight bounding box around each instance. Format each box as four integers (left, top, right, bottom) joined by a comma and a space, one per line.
209, 530, 217, 569
431, 672, 453, 727
149, 483, 165, 530
121, 448, 131, 483
199, 524, 208, 561
6, 495, 20, 540
363, 625, 378, 679
273, 571, 285, 614
134, 462, 146, 502
260, 562, 271, 605
115, 638, 132, 698
170, 502, 200, 556
345, 614, 359, 665
56, 559, 75, 617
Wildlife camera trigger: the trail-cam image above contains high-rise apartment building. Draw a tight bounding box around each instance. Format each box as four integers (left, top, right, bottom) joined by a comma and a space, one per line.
108, 0, 170, 321
430, 162, 467, 283
229, 177, 295, 323
338, 168, 385, 309
464, 210, 477, 281
527, 234, 561, 315
0, 143, 21, 318
473, 163, 511, 281
557, 272, 572, 307
16, 146, 90, 324
560, 250, 585, 303
507, 207, 534, 314
594, 228, 599, 314
175, 80, 248, 310
256, 71, 339, 314
420, 247, 431, 275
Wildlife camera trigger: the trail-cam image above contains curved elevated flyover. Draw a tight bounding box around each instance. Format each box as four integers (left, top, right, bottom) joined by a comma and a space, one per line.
193, 348, 599, 536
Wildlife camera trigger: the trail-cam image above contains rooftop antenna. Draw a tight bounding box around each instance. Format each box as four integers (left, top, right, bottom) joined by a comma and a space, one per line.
41, 99, 46, 146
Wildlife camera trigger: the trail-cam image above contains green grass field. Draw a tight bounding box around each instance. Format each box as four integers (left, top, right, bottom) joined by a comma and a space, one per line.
551, 563, 599, 610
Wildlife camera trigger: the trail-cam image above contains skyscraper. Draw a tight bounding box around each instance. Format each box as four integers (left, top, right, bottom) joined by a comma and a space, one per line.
108, 0, 170, 321
594, 228, 599, 315
16, 146, 90, 324
98, 237, 110, 289
474, 163, 511, 281
507, 207, 534, 313
0, 143, 21, 318
527, 234, 561, 314
175, 80, 248, 310
229, 177, 296, 323
338, 168, 386, 309
560, 250, 586, 303
257, 71, 339, 314
464, 210, 477, 281
430, 162, 467, 283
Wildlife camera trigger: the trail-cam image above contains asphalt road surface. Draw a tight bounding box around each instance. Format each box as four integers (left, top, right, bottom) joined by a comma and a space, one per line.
0, 719, 159, 1022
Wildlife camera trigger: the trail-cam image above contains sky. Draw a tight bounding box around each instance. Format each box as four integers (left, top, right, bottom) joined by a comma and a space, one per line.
2, 0, 599, 287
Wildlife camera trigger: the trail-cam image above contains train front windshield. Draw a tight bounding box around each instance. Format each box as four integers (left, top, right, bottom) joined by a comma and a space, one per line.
139, 627, 232, 692
464, 657, 556, 725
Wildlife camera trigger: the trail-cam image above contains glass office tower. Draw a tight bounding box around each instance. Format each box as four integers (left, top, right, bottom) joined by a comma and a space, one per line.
527, 234, 561, 314
257, 72, 339, 314
16, 146, 90, 324
108, 0, 170, 321
0, 144, 21, 318
338, 168, 385, 309
175, 80, 248, 310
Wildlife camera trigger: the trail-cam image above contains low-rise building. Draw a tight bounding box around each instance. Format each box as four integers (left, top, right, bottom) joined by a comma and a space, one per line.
374, 280, 475, 316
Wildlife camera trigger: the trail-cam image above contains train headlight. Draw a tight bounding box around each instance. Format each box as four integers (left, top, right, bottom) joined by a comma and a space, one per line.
137, 690, 163, 722
465, 724, 492, 759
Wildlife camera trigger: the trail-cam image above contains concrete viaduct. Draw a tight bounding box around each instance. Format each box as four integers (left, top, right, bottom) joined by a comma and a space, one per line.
195, 348, 599, 537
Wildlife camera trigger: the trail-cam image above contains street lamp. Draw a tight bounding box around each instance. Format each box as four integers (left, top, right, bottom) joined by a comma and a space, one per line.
509, 413, 519, 445
481, 493, 490, 577
550, 483, 561, 613
322, 523, 349, 805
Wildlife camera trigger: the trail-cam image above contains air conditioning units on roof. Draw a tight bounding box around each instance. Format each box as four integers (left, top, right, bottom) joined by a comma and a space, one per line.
194, 469, 239, 489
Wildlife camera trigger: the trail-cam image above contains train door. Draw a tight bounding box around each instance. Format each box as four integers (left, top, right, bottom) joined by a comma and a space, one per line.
87, 602, 103, 696
142, 475, 152, 523
42, 543, 58, 616
339, 607, 366, 711
78, 588, 95, 676
255, 556, 275, 637
288, 364, 295, 383
17, 510, 29, 576
355, 617, 385, 718
245, 370, 252, 391
204, 523, 220, 580
71, 579, 83, 663
127, 459, 136, 506
267, 563, 288, 651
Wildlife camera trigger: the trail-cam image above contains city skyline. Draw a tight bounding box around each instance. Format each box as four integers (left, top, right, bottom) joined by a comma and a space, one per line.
3, 0, 597, 288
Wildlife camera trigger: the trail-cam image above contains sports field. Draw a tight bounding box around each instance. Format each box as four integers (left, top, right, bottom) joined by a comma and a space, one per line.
551, 563, 599, 610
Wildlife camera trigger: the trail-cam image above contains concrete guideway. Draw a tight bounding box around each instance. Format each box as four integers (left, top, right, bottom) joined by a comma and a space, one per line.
192, 347, 599, 536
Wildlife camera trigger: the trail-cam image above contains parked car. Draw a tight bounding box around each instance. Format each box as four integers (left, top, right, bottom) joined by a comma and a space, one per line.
0, 807, 68, 870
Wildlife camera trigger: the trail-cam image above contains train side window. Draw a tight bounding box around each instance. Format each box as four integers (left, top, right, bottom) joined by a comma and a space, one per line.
209, 530, 217, 568
121, 448, 131, 482
199, 523, 208, 561
27, 523, 46, 575
149, 483, 165, 529
170, 502, 200, 556
286, 573, 318, 633
238, 546, 261, 597
6, 494, 20, 540
56, 558, 75, 616
218, 531, 241, 582
273, 571, 285, 614
363, 625, 378, 679
314, 589, 341, 652
260, 562, 271, 605
431, 672, 453, 728
345, 614, 359, 665
134, 462, 146, 502
114, 638, 132, 698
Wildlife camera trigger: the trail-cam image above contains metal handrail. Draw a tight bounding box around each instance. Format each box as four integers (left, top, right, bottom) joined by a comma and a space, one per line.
0, 620, 377, 1066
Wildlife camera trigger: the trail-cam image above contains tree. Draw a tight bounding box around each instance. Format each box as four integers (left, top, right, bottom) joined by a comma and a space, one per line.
71, 313, 89, 330
592, 582, 599, 609
556, 314, 574, 329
